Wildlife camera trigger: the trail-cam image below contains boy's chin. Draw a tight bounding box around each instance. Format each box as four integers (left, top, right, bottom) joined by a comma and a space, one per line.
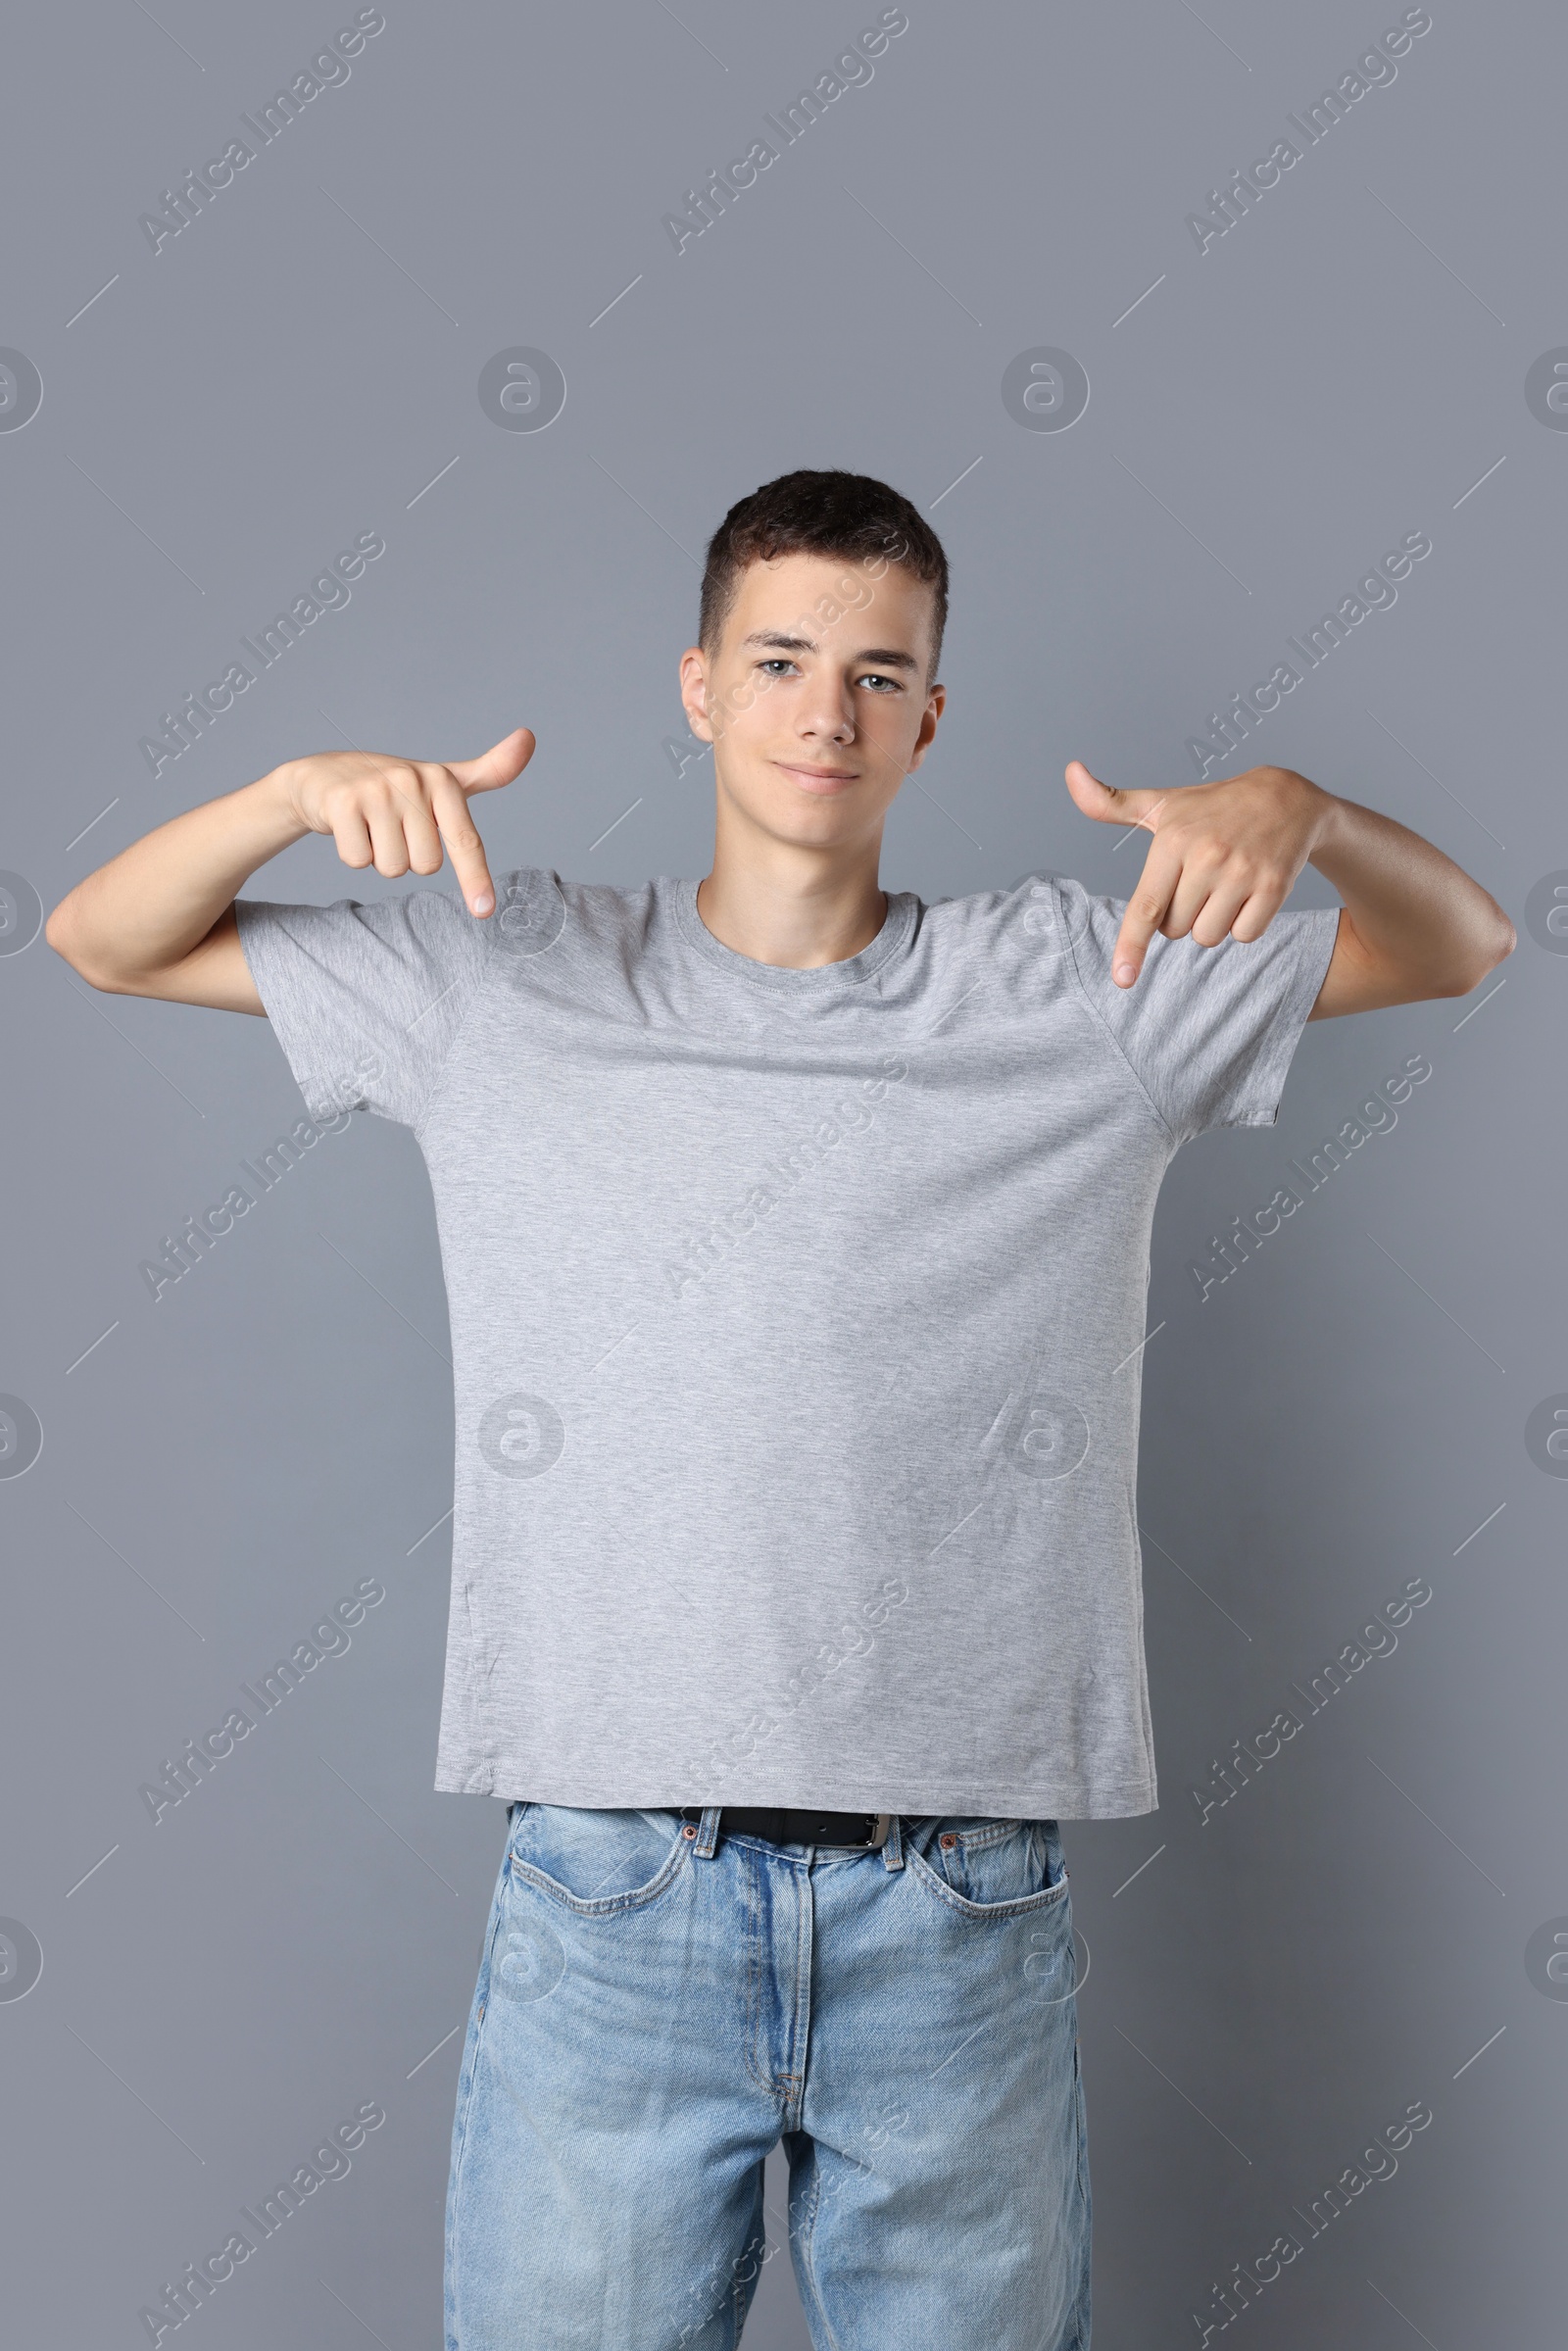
716, 764, 882, 841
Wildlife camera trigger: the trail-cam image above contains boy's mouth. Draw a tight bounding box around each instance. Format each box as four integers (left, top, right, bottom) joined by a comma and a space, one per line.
773, 760, 858, 792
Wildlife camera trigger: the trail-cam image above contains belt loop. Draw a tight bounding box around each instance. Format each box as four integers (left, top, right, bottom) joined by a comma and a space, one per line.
881, 1814, 905, 1872
694, 1805, 722, 1859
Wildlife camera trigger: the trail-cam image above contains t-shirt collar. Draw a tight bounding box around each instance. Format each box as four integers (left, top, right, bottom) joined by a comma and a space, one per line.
669, 874, 918, 995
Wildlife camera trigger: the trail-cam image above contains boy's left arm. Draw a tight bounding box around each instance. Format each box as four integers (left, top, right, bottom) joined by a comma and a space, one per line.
1064, 759, 1516, 1018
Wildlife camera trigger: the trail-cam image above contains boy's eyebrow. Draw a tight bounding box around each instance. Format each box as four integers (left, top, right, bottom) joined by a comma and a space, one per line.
739, 629, 921, 672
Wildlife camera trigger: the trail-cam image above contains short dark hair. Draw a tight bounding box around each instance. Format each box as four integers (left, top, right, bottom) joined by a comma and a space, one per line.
698, 468, 949, 678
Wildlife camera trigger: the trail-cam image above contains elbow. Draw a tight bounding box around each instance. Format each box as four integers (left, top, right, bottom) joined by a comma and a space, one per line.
1445, 910, 1516, 999
43, 901, 80, 968
44, 901, 118, 992
1475, 905, 1517, 985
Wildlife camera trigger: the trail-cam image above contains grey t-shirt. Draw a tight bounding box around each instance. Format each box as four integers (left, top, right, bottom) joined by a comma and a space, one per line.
235, 867, 1338, 1819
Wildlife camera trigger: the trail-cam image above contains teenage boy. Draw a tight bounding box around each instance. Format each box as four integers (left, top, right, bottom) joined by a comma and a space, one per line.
48, 470, 1511, 2350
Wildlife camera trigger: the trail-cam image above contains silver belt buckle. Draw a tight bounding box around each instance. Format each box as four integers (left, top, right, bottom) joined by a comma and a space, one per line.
866, 1813, 892, 1849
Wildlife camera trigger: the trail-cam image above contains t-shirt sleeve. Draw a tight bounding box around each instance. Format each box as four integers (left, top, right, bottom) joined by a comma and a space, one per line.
233, 887, 493, 1132
1058, 875, 1341, 1146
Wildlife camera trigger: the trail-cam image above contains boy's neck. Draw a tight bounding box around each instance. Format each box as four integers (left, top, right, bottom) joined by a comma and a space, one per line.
691, 785, 888, 968
695, 836, 889, 971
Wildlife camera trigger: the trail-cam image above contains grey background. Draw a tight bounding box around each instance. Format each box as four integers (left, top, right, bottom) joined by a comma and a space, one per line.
1, 1, 1561, 2342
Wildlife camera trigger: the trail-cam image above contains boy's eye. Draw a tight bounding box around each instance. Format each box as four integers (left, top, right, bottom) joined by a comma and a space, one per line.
753, 661, 901, 691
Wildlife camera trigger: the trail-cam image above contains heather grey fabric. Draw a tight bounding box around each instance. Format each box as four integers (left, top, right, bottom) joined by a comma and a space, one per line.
235, 869, 1339, 1817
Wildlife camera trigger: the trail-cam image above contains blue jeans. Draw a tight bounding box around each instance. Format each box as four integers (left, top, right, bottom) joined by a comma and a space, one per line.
445, 1803, 1091, 2349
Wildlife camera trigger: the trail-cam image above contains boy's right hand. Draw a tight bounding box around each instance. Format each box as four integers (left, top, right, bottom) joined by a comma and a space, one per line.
279, 726, 536, 917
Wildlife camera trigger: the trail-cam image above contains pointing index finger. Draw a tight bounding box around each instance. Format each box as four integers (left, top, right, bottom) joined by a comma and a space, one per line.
1112, 834, 1177, 987
427, 768, 497, 916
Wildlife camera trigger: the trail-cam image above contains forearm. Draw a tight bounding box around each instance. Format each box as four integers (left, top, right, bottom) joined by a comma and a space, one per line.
47, 765, 308, 984
1304, 782, 1514, 996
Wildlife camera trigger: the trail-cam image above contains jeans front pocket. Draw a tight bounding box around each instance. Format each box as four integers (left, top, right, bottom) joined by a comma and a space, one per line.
508, 1803, 691, 1917
906, 1817, 1069, 1921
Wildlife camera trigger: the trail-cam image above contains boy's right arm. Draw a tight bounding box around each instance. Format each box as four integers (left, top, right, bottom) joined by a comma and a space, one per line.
44, 730, 534, 1012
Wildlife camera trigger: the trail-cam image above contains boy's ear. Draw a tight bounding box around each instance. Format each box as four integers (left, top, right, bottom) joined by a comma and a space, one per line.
679, 646, 716, 744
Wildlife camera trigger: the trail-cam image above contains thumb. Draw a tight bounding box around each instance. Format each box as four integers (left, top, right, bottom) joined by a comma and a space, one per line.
1064, 759, 1166, 831
446, 726, 536, 794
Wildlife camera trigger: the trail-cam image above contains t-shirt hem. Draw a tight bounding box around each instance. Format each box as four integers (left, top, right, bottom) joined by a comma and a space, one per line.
434, 1765, 1158, 1822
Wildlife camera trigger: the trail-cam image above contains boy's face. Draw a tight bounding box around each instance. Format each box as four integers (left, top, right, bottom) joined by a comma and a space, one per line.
678, 551, 944, 852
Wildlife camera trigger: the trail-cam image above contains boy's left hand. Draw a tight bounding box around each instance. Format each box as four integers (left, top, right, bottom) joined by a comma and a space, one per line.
1065, 759, 1327, 988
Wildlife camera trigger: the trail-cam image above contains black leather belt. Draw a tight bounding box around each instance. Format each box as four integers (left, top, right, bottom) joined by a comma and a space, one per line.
680, 1806, 892, 1849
